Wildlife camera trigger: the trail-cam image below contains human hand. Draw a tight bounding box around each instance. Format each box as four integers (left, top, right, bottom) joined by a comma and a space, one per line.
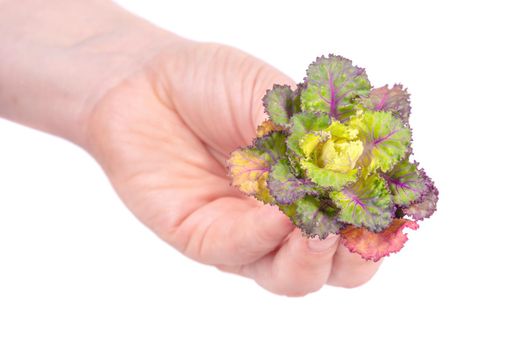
0, 0, 381, 296
85, 40, 381, 296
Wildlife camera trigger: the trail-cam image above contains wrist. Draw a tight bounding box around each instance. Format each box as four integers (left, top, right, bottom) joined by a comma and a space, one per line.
58, 20, 182, 148
0, 0, 183, 147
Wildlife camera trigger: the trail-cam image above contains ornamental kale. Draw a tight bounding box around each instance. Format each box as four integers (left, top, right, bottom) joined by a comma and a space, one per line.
227, 55, 438, 261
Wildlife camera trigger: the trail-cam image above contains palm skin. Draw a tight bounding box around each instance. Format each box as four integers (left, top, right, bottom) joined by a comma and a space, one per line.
85, 40, 381, 296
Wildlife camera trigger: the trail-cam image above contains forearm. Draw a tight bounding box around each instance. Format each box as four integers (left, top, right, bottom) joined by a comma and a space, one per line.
0, 0, 176, 146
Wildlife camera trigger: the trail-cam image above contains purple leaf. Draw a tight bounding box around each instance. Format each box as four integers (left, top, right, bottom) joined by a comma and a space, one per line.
268, 160, 317, 204
403, 169, 438, 220
301, 55, 371, 120
262, 84, 301, 126
294, 196, 343, 239
382, 160, 427, 207
362, 84, 411, 124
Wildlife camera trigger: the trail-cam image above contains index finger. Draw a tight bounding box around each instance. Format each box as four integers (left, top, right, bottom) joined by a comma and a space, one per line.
166, 197, 295, 266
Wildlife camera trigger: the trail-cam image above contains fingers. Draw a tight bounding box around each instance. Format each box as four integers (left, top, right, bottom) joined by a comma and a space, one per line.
164, 43, 294, 155
239, 230, 339, 297
168, 197, 295, 266
326, 243, 382, 288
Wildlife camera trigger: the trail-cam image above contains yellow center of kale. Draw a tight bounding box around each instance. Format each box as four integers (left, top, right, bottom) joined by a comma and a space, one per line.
299, 120, 363, 174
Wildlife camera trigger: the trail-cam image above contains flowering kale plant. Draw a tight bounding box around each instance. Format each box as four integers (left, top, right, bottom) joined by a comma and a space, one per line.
227, 55, 438, 261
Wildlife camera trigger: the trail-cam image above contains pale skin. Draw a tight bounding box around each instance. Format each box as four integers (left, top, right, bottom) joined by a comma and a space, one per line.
0, 0, 381, 296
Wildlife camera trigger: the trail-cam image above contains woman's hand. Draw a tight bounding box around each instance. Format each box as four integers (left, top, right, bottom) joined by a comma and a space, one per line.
85, 41, 381, 296
0, 0, 381, 296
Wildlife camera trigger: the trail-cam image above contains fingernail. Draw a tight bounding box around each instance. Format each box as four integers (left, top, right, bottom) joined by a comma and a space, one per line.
307, 234, 339, 253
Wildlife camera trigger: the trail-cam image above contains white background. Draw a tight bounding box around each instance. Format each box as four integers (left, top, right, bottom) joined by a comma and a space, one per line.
1, 0, 524, 349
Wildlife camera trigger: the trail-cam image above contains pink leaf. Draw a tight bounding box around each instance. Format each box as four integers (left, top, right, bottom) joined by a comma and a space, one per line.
340, 219, 419, 262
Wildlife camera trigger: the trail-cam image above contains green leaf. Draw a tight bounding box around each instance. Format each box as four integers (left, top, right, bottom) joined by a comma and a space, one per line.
262, 84, 301, 126
268, 160, 317, 204
301, 160, 358, 189
350, 111, 411, 175
301, 55, 371, 120
287, 112, 331, 156
330, 175, 394, 232
254, 131, 287, 163
293, 196, 342, 239
383, 160, 427, 207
